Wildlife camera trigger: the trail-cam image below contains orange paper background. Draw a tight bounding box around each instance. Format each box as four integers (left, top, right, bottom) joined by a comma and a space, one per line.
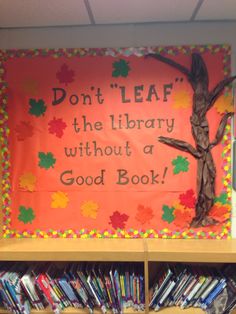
1, 45, 232, 238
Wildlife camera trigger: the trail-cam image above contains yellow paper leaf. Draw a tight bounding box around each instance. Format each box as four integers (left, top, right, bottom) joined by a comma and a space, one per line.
172, 200, 186, 213
51, 191, 69, 208
19, 172, 36, 192
172, 90, 191, 109
80, 200, 99, 219
214, 94, 233, 114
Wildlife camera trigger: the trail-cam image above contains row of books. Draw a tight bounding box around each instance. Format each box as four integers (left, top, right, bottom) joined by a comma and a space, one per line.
149, 263, 236, 313
0, 262, 144, 314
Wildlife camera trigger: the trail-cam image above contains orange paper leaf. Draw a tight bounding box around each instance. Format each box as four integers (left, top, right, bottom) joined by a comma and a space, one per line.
51, 191, 69, 208
80, 200, 99, 219
19, 172, 36, 192
209, 203, 231, 222
135, 205, 154, 225
173, 208, 193, 228
172, 90, 191, 109
214, 94, 233, 114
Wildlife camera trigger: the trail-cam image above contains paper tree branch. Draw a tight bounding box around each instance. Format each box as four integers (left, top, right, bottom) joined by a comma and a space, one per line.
210, 112, 234, 149
208, 75, 236, 110
190, 53, 209, 90
158, 136, 202, 158
147, 53, 190, 77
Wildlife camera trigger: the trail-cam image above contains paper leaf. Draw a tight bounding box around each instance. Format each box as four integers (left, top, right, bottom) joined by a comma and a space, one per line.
19, 172, 36, 192
172, 90, 191, 109
173, 208, 193, 228
112, 59, 130, 77
29, 98, 47, 117
18, 206, 35, 224
162, 205, 175, 224
48, 117, 67, 138
15, 121, 34, 141
56, 64, 75, 86
38, 152, 56, 170
135, 204, 154, 225
179, 189, 196, 209
172, 156, 189, 174
51, 191, 69, 208
172, 200, 186, 213
81, 200, 99, 219
109, 211, 129, 229
214, 94, 233, 114
214, 192, 229, 205
209, 203, 231, 223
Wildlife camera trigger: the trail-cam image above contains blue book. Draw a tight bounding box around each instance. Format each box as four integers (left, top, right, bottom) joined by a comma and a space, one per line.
202, 279, 226, 309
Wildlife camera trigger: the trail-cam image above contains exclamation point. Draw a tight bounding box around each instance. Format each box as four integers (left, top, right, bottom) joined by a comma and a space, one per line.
162, 167, 168, 184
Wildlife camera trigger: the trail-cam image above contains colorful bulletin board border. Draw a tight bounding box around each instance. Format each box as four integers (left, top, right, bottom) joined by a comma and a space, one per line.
0, 44, 232, 239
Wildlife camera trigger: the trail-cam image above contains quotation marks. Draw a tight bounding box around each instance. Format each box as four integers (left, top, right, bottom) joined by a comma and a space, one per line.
175, 77, 184, 82
110, 83, 118, 89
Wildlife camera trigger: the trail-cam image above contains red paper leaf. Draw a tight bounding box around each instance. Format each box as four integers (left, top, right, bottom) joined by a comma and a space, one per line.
135, 204, 154, 225
179, 189, 196, 209
15, 121, 34, 141
48, 117, 67, 138
109, 211, 129, 229
56, 64, 75, 86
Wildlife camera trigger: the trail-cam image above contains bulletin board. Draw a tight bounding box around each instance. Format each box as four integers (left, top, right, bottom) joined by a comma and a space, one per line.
0, 44, 233, 239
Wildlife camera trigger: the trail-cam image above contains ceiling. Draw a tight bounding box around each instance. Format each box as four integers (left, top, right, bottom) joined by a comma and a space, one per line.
0, 0, 236, 29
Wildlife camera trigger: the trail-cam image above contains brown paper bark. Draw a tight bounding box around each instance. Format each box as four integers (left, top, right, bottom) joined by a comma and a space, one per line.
147, 53, 236, 227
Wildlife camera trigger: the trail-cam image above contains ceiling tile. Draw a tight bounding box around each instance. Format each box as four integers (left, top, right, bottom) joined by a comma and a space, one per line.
89, 0, 199, 24
196, 0, 236, 20
0, 0, 91, 28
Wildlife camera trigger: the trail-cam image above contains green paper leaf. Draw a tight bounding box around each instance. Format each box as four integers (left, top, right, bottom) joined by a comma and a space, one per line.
112, 59, 130, 77
162, 205, 175, 223
18, 206, 35, 224
214, 193, 229, 205
29, 98, 47, 117
38, 152, 56, 169
172, 155, 189, 174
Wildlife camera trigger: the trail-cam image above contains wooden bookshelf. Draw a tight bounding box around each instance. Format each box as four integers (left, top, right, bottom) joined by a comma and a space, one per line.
146, 238, 236, 262
0, 238, 236, 314
0, 238, 144, 261
2, 238, 236, 262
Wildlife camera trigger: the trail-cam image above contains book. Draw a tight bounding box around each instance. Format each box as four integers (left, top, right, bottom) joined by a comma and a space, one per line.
68, 264, 94, 313
2, 263, 29, 314
20, 266, 45, 310
206, 265, 236, 314
149, 264, 173, 309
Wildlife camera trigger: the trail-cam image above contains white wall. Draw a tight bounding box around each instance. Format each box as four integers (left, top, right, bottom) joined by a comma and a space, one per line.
1, 21, 236, 236
0, 21, 236, 52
